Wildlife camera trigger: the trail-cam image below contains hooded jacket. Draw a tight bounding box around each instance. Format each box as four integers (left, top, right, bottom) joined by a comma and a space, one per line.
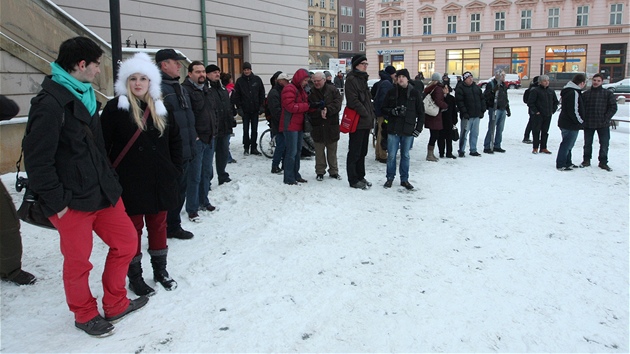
558, 81, 585, 130
581, 85, 618, 129
280, 69, 311, 132
373, 70, 394, 117
344, 69, 376, 130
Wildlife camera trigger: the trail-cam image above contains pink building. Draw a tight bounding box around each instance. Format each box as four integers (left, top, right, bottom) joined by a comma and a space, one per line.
366, 0, 629, 83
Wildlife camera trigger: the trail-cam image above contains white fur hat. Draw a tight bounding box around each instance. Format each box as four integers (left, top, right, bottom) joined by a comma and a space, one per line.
114, 52, 167, 116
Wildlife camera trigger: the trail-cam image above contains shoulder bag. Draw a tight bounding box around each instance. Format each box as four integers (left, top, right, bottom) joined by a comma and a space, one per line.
340, 107, 360, 134
423, 87, 440, 117
111, 108, 150, 168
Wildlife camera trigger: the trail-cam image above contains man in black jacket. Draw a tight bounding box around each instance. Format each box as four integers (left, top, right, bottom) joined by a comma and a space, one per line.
381, 69, 424, 190
455, 71, 485, 157
206, 64, 235, 182
527, 75, 559, 154
556, 73, 587, 171
231, 62, 266, 155
156, 49, 196, 239
482, 70, 511, 153
267, 72, 290, 174
581, 73, 617, 170
24, 37, 147, 337
182, 61, 217, 222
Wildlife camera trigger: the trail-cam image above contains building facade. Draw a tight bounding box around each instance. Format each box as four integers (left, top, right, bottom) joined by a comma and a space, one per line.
308, 0, 340, 69
338, 0, 368, 61
366, 0, 629, 83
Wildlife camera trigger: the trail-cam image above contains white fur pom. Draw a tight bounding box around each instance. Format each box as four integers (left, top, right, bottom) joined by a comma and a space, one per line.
155, 99, 167, 116
118, 95, 130, 111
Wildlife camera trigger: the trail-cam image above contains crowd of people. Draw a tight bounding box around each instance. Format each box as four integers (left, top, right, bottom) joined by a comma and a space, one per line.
2, 36, 620, 338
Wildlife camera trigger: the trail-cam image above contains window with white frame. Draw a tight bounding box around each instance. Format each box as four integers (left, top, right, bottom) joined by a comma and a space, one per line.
348, 24, 353, 33
347, 7, 353, 16
321, 14, 326, 27
359, 9, 365, 18
359, 42, 365, 52
308, 0, 314, 6
308, 34, 314, 45
330, 0, 335, 10
308, 14, 314, 26
470, 13, 480, 32
341, 6, 346, 15
610, 3, 623, 25
548, 8, 559, 28
359, 25, 365, 35
320, 0, 325, 8
577, 6, 588, 26
381, 20, 390, 37
341, 41, 353, 51
330, 35, 335, 47
521, 10, 532, 29
423, 17, 432, 35
447, 15, 457, 33
330, 16, 335, 28
393, 19, 401, 36
321, 35, 326, 46
495, 12, 505, 31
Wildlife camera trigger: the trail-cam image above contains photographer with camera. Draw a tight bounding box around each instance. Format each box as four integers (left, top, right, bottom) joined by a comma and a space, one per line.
381, 69, 425, 190
0, 95, 37, 286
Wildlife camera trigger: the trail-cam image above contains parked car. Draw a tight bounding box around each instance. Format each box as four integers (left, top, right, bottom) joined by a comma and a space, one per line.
602, 78, 630, 93
477, 73, 521, 89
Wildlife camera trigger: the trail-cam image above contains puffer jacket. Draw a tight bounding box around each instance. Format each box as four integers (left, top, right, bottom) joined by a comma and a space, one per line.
382, 83, 425, 136
280, 69, 311, 132
581, 85, 618, 129
455, 81, 485, 119
558, 81, 585, 130
423, 82, 448, 130
308, 81, 343, 144
344, 69, 376, 130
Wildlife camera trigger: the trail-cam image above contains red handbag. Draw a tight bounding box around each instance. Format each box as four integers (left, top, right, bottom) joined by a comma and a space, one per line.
340, 107, 360, 134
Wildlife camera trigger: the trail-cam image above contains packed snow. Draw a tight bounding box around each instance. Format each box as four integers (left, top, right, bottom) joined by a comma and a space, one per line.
1, 89, 628, 353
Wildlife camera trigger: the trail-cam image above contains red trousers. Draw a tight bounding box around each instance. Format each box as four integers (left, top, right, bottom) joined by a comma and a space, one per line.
128, 212, 168, 256
48, 198, 136, 323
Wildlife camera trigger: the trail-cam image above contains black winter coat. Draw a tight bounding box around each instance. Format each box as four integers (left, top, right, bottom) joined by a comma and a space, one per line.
558, 82, 585, 130
101, 97, 183, 215
527, 85, 559, 118
344, 70, 376, 130
23, 77, 121, 217
161, 73, 197, 161
308, 83, 343, 144
208, 79, 236, 137
267, 84, 284, 134
182, 78, 216, 144
582, 85, 618, 129
442, 93, 459, 129
231, 73, 265, 114
455, 82, 485, 119
382, 84, 425, 136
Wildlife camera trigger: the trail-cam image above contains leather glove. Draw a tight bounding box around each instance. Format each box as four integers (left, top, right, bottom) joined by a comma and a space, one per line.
507, 108, 511, 117
318, 100, 326, 109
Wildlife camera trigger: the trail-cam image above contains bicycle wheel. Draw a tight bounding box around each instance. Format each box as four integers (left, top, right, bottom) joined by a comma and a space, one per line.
259, 129, 275, 159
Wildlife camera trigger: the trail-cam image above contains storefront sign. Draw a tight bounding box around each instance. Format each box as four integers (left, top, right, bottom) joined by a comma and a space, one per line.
377, 49, 405, 55
392, 55, 404, 61
605, 50, 621, 55
605, 57, 621, 64
553, 48, 586, 54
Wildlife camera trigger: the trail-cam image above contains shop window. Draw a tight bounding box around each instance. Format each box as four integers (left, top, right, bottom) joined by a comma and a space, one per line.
545, 45, 587, 73
447, 49, 480, 78
418, 50, 436, 78
492, 47, 530, 79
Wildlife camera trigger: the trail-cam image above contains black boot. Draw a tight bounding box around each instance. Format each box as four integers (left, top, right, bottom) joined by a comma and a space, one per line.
149, 249, 177, 291
127, 255, 155, 297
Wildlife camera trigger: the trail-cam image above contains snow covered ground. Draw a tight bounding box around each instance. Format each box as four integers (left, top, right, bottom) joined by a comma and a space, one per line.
1, 89, 628, 353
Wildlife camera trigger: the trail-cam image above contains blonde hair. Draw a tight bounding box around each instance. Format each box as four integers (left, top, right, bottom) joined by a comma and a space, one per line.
126, 78, 167, 136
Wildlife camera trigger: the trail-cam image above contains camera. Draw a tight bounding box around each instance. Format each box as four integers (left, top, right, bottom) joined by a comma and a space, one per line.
15, 176, 28, 193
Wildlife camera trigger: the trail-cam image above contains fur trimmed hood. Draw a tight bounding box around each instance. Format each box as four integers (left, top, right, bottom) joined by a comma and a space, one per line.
114, 52, 167, 116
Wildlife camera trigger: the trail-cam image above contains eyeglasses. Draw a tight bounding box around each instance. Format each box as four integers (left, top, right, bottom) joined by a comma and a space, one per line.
359, 62, 368, 66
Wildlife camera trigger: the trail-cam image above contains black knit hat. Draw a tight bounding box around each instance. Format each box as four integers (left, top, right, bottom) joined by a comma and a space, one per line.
242, 62, 252, 70
351, 54, 367, 69
395, 68, 411, 81
206, 64, 220, 73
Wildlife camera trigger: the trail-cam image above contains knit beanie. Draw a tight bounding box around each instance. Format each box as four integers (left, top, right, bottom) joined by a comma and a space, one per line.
384, 65, 396, 75
206, 64, 221, 73
114, 52, 167, 116
351, 54, 367, 69
462, 71, 473, 81
395, 68, 411, 81
242, 62, 252, 70
431, 72, 442, 81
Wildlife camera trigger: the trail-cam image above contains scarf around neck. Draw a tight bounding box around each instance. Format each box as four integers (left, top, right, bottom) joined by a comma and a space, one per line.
50, 62, 97, 115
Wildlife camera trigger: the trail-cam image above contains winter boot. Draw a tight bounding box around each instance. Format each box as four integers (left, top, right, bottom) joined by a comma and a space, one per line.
149, 248, 178, 291
426, 145, 439, 162
127, 255, 155, 297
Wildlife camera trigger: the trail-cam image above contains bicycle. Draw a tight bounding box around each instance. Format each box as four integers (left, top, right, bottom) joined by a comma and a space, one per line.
258, 127, 276, 158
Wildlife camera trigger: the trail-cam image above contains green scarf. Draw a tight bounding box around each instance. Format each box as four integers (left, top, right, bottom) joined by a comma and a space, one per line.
50, 62, 97, 115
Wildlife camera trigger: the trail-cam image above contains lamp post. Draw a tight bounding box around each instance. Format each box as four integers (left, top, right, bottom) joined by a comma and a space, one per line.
109, 0, 122, 83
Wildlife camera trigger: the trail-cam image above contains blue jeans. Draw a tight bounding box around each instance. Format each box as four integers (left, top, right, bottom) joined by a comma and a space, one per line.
483, 109, 507, 149
186, 139, 214, 214
556, 128, 579, 168
167, 159, 190, 232
271, 131, 285, 169
283, 131, 303, 184
458, 117, 480, 153
386, 134, 414, 182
